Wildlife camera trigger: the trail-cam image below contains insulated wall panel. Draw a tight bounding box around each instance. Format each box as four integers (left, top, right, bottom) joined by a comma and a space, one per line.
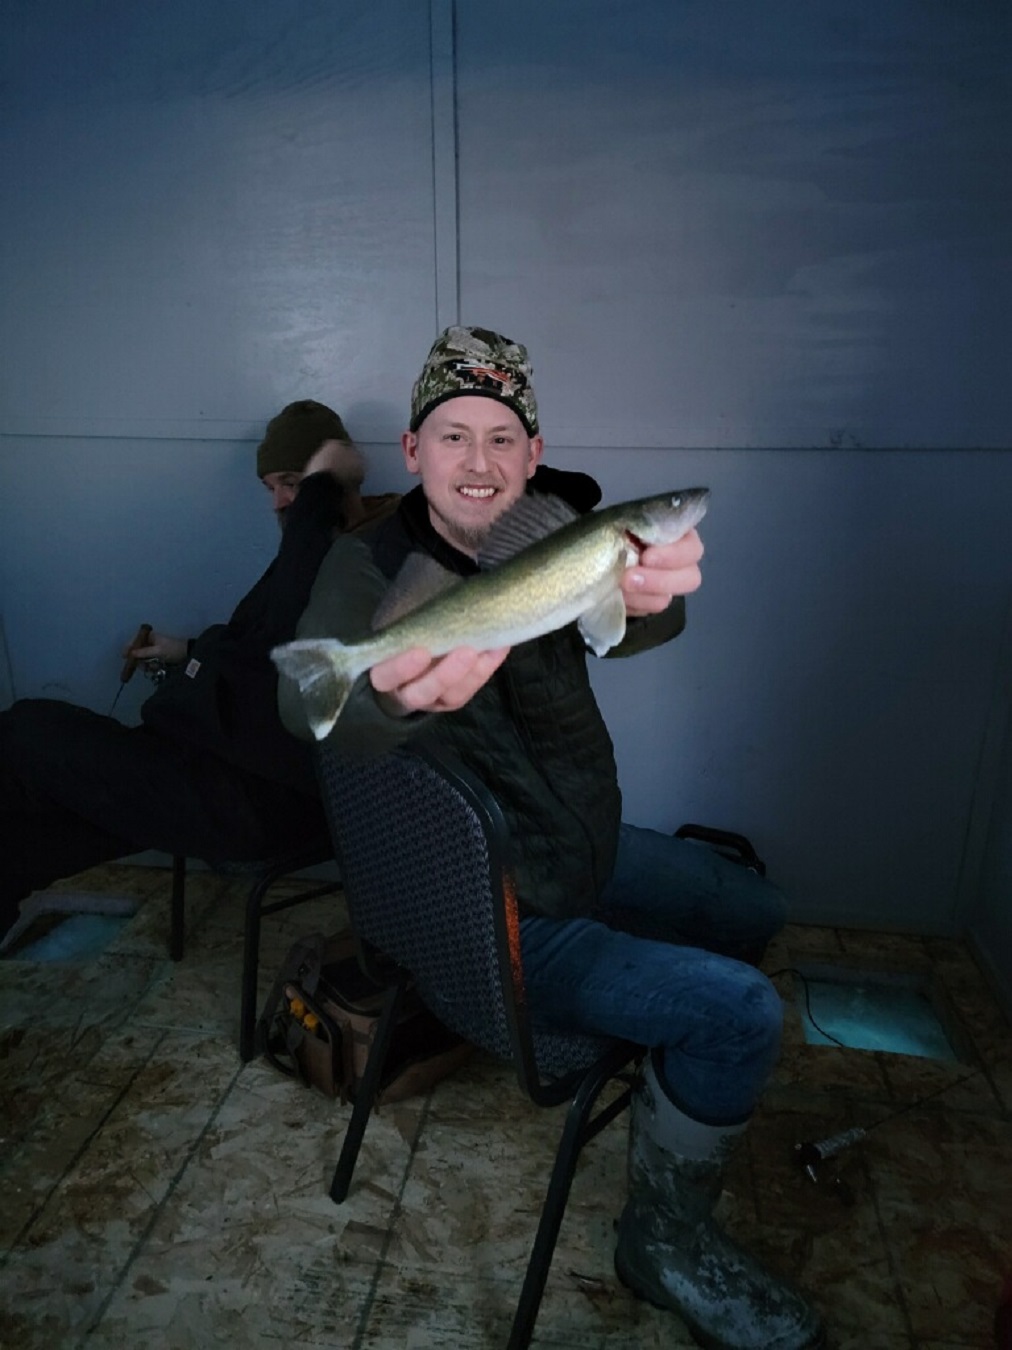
454, 0, 1011, 449
1, 0, 439, 442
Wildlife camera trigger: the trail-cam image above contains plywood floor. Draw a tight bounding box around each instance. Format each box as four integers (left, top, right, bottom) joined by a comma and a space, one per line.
1, 863, 1009, 1349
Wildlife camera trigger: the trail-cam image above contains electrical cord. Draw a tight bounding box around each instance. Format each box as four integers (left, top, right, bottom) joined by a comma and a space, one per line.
767, 966, 850, 1048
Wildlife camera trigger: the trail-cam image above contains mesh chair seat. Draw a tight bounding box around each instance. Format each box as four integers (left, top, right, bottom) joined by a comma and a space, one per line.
316, 745, 612, 1087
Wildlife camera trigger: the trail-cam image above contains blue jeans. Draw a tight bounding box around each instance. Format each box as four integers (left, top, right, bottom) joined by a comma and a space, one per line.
520, 823, 787, 1125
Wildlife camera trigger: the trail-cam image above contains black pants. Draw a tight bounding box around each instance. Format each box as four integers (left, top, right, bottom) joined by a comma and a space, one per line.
1, 699, 327, 939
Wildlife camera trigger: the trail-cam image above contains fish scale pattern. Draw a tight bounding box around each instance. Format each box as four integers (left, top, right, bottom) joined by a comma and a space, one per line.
316, 745, 610, 1082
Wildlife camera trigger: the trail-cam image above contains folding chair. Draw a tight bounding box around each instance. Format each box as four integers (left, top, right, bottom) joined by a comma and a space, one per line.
169, 839, 341, 1061
315, 741, 642, 1350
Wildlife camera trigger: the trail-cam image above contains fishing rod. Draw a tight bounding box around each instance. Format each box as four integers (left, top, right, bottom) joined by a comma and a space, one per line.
107, 622, 167, 715
793, 1068, 981, 1185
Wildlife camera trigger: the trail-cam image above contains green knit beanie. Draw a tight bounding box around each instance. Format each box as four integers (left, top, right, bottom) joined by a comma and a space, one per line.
409, 325, 539, 434
256, 399, 350, 477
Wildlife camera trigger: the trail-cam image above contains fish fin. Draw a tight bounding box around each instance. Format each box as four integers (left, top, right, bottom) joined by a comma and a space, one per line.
578, 590, 628, 656
477, 492, 580, 569
271, 639, 355, 740
370, 553, 463, 631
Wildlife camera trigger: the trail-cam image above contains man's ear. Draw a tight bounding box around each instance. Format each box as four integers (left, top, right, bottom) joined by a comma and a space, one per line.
526, 434, 545, 478
401, 430, 421, 476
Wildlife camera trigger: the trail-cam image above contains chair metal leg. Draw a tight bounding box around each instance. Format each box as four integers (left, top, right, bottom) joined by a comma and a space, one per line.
169, 855, 186, 962
330, 977, 408, 1203
508, 1052, 637, 1350
238, 872, 273, 1062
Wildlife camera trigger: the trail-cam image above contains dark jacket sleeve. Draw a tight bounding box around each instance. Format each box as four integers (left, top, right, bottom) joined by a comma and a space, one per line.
277, 532, 431, 759
140, 473, 351, 790
226, 473, 350, 652
607, 595, 687, 658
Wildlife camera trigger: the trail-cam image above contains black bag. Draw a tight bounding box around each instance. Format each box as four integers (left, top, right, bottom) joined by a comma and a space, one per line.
256, 929, 473, 1104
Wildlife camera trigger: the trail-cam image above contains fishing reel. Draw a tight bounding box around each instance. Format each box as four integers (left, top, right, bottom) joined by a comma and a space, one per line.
793, 1129, 865, 1205
140, 658, 168, 686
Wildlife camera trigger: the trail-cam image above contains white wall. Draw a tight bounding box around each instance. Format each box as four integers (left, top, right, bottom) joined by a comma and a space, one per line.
2, 2, 1010, 964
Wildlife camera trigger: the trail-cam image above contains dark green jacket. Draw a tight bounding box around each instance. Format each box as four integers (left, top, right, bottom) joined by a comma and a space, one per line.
279, 469, 686, 918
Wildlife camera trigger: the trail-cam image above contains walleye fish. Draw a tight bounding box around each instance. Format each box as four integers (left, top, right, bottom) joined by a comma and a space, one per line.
272, 486, 710, 740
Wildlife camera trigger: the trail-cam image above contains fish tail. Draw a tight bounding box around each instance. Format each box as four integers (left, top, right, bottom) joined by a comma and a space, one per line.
271, 639, 356, 740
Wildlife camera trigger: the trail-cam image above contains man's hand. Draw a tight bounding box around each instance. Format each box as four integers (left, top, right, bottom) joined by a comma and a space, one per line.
123, 631, 189, 665
369, 645, 510, 716
303, 440, 366, 487
621, 527, 704, 618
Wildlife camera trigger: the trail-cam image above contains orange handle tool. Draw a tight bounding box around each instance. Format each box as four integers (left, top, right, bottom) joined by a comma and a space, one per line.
120, 623, 153, 683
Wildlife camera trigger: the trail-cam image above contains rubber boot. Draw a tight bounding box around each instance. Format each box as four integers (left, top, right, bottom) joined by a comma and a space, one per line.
614, 1053, 825, 1350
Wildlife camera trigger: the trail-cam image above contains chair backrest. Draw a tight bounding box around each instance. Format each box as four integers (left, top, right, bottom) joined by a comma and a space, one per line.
315, 741, 615, 1104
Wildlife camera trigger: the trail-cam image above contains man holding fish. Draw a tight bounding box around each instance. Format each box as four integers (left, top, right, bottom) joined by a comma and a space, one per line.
276, 326, 823, 1350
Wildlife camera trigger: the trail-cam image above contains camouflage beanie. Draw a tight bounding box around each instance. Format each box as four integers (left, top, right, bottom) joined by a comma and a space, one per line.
256, 399, 350, 477
409, 325, 539, 434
